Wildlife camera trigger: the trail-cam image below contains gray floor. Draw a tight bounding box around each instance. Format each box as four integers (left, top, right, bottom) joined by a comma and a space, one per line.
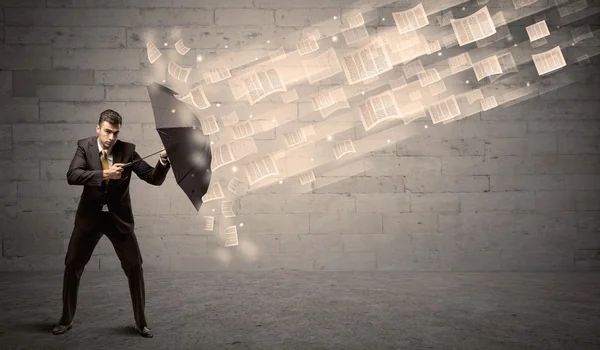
0, 271, 599, 350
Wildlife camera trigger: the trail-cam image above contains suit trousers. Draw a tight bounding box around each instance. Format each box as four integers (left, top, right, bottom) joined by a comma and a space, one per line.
59, 212, 147, 328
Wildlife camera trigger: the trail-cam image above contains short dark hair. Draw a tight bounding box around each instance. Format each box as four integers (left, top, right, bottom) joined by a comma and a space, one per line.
98, 109, 122, 127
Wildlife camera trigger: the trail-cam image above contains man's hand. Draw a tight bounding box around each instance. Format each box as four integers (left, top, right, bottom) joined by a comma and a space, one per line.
104, 163, 125, 180
160, 150, 168, 159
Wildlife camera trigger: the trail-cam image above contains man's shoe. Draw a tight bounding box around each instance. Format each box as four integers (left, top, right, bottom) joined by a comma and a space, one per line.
134, 325, 153, 338
52, 323, 72, 335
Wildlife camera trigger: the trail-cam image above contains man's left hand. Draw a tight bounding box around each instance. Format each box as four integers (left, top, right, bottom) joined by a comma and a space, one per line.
160, 150, 168, 159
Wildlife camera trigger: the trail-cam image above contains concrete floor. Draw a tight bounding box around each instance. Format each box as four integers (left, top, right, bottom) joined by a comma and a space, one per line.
0, 271, 599, 350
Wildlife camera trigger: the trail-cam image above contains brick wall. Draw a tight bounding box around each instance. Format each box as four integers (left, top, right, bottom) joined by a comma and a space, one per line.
0, 0, 599, 271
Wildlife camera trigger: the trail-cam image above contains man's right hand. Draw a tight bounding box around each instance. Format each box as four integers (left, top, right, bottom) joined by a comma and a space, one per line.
103, 163, 125, 180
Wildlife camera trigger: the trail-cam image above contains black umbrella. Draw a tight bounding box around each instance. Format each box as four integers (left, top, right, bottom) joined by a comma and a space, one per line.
125, 82, 213, 212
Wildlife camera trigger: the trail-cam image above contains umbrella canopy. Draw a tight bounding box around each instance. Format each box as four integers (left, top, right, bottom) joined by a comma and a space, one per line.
146, 82, 212, 212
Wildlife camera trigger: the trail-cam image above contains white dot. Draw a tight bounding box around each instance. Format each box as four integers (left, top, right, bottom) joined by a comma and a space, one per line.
387, 139, 391, 143
216, 102, 221, 107
310, 158, 314, 162
272, 119, 276, 123
225, 45, 229, 48
514, 43, 517, 47
255, 57, 258, 60
279, 180, 283, 184
249, 114, 253, 118
171, 109, 175, 113
239, 223, 244, 227
557, 25, 560, 29
466, 80, 470, 84
571, 43, 575, 46
197, 56, 202, 62
462, 7, 465, 10
424, 125, 428, 128
437, 52, 442, 56
333, 16, 337, 19
210, 141, 214, 145
507, 35, 513, 42
164, 42, 168, 46
267, 40, 270, 44
382, 17, 385, 21
361, 91, 365, 95
162, 80, 166, 83
332, 36, 338, 42
327, 135, 332, 140
526, 82, 530, 87
232, 166, 237, 172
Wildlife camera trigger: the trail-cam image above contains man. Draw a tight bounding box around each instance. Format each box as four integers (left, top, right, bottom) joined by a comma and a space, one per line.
52, 109, 170, 338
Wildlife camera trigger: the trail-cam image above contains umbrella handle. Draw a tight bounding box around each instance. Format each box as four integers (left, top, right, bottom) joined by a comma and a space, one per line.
120, 148, 165, 169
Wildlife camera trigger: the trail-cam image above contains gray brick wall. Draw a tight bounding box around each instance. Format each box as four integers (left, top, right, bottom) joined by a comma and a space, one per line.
0, 0, 599, 271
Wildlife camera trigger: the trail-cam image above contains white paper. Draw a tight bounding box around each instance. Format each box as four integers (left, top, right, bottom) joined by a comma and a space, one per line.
392, 3, 429, 34
315, 88, 350, 118
346, 12, 365, 28
402, 59, 424, 80
239, 68, 287, 105
202, 183, 224, 202
417, 68, 441, 87
298, 170, 316, 185
174, 85, 211, 110
244, 154, 279, 186
480, 96, 498, 111
146, 41, 162, 64
466, 89, 484, 104
512, 0, 537, 9
302, 47, 342, 84
224, 225, 238, 247
448, 52, 473, 74
283, 125, 315, 148
174, 38, 190, 55
526, 20, 550, 42
204, 216, 214, 231
340, 39, 393, 85
203, 68, 231, 84
427, 95, 460, 124
473, 55, 503, 81
532, 46, 566, 76
296, 35, 319, 56
231, 120, 255, 140
269, 47, 287, 62
222, 201, 236, 218
358, 90, 402, 132
199, 115, 219, 136
167, 60, 192, 82
450, 7, 496, 46
342, 24, 370, 46
333, 139, 356, 160
227, 177, 243, 194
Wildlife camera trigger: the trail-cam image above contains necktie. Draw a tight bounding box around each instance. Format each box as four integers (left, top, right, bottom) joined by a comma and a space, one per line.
101, 149, 109, 185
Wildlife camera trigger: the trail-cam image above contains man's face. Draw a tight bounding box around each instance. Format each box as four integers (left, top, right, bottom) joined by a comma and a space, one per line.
96, 121, 120, 149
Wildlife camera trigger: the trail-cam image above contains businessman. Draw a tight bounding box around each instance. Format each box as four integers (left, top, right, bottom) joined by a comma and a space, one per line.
52, 109, 170, 338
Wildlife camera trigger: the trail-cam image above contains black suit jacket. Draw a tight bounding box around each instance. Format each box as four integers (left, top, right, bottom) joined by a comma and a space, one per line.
66, 136, 170, 234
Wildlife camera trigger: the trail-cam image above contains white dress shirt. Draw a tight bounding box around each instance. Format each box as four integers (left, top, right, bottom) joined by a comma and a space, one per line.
97, 137, 168, 211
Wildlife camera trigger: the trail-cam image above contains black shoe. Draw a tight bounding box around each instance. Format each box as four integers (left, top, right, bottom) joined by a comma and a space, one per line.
52, 323, 72, 335
134, 325, 153, 338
